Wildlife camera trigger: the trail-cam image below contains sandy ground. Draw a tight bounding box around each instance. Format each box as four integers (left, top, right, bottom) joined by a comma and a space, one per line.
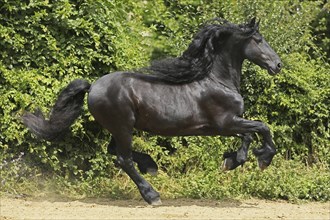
0, 196, 329, 220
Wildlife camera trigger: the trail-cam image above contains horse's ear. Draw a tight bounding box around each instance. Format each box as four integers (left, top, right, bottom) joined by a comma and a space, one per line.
249, 17, 256, 27
248, 17, 260, 31
255, 19, 260, 31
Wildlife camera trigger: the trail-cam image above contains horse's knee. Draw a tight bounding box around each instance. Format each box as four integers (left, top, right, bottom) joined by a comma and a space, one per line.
243, 133, 254, 143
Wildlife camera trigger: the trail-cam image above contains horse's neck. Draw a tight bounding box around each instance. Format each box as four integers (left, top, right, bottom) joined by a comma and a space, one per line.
211, 54, 243, 92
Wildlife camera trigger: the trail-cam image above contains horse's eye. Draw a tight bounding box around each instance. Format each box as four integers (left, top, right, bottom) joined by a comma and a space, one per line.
255, 37, 262, 44
252, 34, 263, 44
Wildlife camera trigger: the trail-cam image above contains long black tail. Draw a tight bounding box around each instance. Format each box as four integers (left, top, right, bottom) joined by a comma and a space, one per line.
22, 79, 91, 141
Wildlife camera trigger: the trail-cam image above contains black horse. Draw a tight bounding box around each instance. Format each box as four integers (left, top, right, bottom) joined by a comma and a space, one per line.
22, 18, 282, 205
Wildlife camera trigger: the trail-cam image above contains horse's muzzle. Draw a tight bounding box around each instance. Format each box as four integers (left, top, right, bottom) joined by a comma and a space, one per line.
267, 60, 282, 75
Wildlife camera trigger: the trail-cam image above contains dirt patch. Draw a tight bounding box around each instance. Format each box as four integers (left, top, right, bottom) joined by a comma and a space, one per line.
1, 196, 329, 220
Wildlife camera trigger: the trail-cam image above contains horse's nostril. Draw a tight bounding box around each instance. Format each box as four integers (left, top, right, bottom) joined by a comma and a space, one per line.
277, 63, 282, 69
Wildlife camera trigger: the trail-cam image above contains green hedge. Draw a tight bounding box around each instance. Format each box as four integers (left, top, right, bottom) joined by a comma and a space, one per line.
1, 0, 329, 201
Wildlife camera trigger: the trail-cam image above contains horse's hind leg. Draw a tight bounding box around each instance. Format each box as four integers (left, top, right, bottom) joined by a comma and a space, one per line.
132, 152, 158, 176
107, 138, 158, 176
223, 133, 253, 170
113, 132, 161, 205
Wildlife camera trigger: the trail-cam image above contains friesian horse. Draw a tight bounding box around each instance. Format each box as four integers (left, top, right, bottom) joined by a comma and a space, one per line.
22, 18, 282, 205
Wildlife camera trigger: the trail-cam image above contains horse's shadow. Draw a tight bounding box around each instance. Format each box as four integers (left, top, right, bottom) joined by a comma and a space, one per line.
28, 194, 247, 208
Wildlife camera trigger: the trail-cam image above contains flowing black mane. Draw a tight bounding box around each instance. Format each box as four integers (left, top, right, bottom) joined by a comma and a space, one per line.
146, 18, 258, 84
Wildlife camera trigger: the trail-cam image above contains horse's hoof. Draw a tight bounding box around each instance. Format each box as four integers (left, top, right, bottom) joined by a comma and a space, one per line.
222, 158, 233, 171
222, 157, 242, 171
257, 159, 268, 171
222, 158, 229, 171
150, 198, 162, 206
147, 168, 158, 176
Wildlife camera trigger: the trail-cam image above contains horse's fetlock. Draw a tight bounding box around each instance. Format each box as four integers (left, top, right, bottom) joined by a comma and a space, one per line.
244, 133, 254, 142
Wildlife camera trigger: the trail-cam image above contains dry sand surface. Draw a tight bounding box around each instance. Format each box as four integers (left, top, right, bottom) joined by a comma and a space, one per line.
1, 196, 329, 220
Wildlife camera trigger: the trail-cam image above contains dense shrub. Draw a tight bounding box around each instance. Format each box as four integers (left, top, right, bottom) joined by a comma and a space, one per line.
1, 0, 329, 201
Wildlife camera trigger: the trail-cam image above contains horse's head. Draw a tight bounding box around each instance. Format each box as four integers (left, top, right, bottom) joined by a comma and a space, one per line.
243, 18, 282, 75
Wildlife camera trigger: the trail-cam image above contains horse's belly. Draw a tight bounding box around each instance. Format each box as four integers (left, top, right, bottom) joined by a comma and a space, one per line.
134, 112, 219, 136
137, 124, 220, 136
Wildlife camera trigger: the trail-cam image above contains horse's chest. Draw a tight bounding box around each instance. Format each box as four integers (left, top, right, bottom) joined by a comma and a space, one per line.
207, 90, 244, 115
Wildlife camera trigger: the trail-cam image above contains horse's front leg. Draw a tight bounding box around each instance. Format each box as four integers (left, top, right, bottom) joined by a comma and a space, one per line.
223, 116, 277, 170
223, 133, 253, 170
